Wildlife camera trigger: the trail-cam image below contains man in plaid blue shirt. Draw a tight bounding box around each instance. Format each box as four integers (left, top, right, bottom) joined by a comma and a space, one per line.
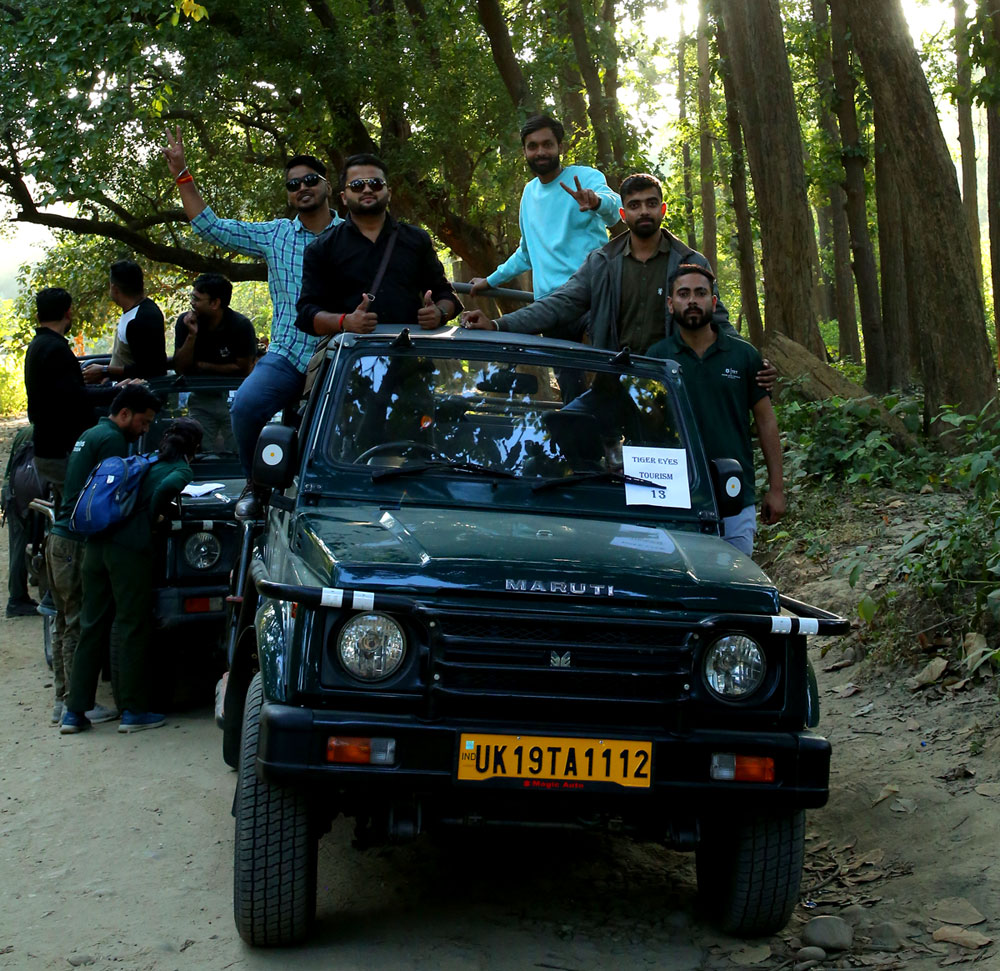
161, 128, 342, 476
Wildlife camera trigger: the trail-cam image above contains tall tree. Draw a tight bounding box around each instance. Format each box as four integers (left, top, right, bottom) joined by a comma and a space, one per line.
829, 0, 889, 391
718, 0, 825, 357
677, 28, 698, 249
840, 0, 995, 423
811, 0, 860, 362
955, 0, 984, 287
697, 0, 718, 272
975, 0, 1000, 363
874, 102, 916, 387
716, 12, 764, 347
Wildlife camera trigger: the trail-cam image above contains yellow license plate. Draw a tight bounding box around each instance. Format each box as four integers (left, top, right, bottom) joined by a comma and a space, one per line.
457, 733, 652, 789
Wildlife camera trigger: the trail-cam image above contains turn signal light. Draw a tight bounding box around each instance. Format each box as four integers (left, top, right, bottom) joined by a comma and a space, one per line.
184, 596, 224, 613
326, 736, 396, 765
710, 753, 775, 782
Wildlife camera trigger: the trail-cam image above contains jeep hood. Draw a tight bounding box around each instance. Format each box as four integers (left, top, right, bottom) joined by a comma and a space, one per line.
285, 506, 779, 614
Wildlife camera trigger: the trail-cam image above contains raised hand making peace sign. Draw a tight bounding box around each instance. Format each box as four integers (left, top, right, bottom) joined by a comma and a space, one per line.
559, 175, 601, 212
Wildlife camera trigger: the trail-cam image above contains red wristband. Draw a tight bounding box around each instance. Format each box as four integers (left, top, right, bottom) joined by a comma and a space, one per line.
176, 174, 194, 185
336, 313, 346, 333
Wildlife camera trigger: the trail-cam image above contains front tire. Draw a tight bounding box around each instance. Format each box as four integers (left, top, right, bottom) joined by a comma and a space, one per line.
696, 810, 805, 936
233, 672, 317, 945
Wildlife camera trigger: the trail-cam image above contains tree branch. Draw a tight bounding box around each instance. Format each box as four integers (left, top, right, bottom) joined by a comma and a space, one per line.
477, 0, 532, 109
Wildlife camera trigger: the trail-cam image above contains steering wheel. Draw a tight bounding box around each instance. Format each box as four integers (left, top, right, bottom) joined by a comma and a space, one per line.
354, 440, 446, 464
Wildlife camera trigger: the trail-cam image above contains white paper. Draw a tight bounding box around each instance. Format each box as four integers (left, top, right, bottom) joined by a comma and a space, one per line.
622, 446, 691, 508
181, 481, 226, 497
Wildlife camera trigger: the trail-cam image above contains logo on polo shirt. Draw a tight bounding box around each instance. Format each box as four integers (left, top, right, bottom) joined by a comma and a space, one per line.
722, 367, 740, 380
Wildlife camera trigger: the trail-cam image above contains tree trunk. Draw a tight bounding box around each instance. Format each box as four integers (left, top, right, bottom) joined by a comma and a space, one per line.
955, 0, 984, 288
476, 0, 531, 109
840, 0, 995, 423
874, 103, 914, 388
815, 204, 835, 322
716, 14, 764, 348
677, 30, 698, 249
811, 0, 860, 361
563, 0, 616, 176
718, 0, 825, 357
804, 194, 827, 339
697, 0, 718, 271
829, 0, 889, 391
600, 0, 629, 171
982, 0, 1000, 366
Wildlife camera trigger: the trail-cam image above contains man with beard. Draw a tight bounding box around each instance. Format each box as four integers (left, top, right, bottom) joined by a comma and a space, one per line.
160, 128, 342, 477
295, 154, 459, 336
172, 272, 256, 452
467, 114, 620, 301
460, 173, 734, 353
647, 264, 785, 556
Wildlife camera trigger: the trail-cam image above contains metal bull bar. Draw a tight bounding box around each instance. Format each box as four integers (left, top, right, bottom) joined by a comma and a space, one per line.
451, 282, 534, 305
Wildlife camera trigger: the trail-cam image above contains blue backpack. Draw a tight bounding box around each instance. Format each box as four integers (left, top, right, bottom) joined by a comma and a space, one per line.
70, 453, 158, 535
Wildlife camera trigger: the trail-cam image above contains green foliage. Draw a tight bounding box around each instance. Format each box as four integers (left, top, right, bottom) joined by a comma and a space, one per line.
774, 388, 934, 493
0, 300, 28, 415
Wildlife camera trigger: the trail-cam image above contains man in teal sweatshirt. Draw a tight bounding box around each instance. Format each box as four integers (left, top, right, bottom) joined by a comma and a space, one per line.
469, 114, 621, 301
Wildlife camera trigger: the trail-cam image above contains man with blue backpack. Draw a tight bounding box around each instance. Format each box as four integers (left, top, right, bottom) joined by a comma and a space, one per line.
62, 417, 202, 735
47, 384, 162, 727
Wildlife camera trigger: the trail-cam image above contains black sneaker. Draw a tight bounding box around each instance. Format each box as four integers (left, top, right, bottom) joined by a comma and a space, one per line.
6, 600, 39, 618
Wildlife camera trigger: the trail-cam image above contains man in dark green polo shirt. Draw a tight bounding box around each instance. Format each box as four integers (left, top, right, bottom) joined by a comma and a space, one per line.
46, 383, 162, 725
647, 264, 785, 556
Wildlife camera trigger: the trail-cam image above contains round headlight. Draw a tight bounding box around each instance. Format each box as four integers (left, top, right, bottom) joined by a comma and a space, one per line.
183, 531, 222, 570
337, 613, 406, 681
703, 634, 766, 698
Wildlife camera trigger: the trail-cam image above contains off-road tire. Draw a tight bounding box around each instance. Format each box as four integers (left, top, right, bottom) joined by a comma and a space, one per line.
696, 810, 805, 936
233, 672, 317, 945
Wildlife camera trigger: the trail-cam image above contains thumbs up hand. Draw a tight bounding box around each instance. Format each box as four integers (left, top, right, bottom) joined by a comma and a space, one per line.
417, 289, 444, 329
343, 292, 377, 333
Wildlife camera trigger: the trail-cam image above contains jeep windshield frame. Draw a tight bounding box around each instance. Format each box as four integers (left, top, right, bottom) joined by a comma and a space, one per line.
298, 333, 720, 528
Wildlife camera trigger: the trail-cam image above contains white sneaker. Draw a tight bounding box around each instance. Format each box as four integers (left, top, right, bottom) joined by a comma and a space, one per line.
86, 704, 120, 724
51, 702, 65, 725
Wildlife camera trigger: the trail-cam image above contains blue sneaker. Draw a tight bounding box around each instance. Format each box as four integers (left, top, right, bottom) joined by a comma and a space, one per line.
59, 710, 92, 734
118, 710, 166, 733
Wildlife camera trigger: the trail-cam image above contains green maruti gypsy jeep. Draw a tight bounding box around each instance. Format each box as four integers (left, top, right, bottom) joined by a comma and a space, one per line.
221, 325, 848, 946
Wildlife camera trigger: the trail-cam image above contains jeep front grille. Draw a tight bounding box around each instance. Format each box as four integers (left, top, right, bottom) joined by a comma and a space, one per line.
426, 608, 695, 726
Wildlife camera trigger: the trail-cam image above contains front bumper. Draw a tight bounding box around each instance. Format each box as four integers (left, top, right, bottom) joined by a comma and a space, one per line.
257, 705, 831, 813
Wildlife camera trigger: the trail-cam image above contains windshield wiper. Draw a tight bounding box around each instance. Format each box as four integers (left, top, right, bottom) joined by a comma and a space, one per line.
371, 460, 518, 482
531, 470, 660, 492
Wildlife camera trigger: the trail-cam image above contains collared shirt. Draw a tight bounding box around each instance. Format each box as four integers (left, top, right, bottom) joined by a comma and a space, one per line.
646, 327, 767, 503
295, 214, 459, 334
618, 233, 673, 354
190, 206, 341, 372
52, 416, 128, 539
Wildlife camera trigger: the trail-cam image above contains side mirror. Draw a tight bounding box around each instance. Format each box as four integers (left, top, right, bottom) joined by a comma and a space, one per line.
710, 458, 745, 519
252, 425, 299, 491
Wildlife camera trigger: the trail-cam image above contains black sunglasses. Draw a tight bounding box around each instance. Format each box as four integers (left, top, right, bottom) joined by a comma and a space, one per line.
285, 173, 326, 192
345, 177, 387, 192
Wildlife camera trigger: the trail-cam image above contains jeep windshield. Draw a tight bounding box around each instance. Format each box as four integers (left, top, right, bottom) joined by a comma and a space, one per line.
312, 345, 716, 524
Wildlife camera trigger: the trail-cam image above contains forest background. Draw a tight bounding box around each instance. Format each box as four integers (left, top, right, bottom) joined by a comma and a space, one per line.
2, 0, 1000, 664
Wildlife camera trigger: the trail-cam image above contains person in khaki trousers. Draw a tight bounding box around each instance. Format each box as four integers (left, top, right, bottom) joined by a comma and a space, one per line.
46, 385, 161, 725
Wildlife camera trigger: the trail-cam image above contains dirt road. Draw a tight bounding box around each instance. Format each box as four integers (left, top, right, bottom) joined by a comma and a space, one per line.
1, 418, 998, 970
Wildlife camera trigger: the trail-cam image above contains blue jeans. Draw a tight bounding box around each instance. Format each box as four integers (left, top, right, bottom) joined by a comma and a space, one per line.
722, 504, 757, 556
230, 353, 305, 477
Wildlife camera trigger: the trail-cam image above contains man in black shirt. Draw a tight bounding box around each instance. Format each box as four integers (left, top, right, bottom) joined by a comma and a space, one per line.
82, 260, 166, 384
173, 273, 256, 376
295, 154, 459, 337
173, 273, 256, 452
23, 288, 121, 504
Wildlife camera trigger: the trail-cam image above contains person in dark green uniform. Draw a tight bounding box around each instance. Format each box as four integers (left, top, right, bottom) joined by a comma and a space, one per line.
647, 264, 785, 556
47, 384, 162, 725
61, 418, 203, 734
